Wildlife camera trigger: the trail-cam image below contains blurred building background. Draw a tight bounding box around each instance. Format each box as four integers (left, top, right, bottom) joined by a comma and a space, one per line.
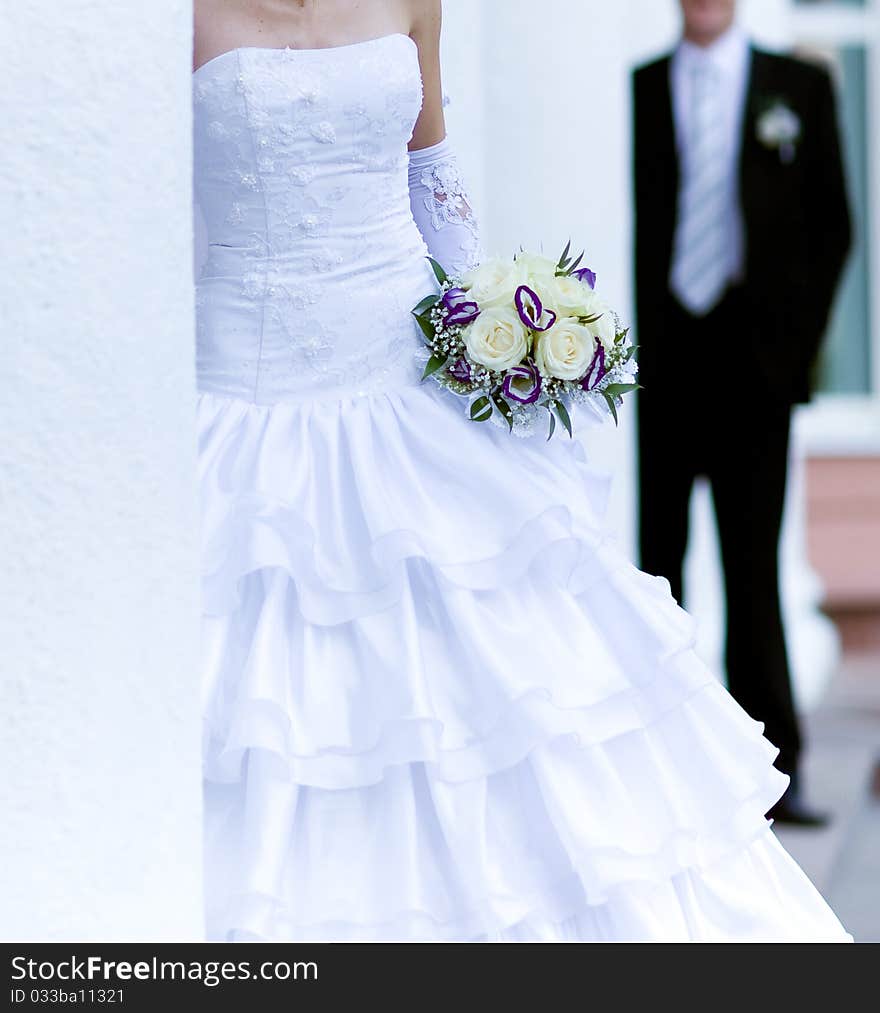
792, 0, 880, 654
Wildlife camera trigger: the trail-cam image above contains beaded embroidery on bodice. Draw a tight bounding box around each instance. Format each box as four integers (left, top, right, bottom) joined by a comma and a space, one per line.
193, 34, 440, 404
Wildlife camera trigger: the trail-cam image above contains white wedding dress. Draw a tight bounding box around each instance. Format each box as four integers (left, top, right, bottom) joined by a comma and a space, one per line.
194, 33, 850, 942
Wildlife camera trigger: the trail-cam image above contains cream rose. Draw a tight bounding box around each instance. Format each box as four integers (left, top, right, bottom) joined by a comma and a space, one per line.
460, 256, 524, 309
464, 307, 530, 373
534, 317, 596, 381
546, 274, 601, 318
513, 251, 557, 283
584, 300, 617, 346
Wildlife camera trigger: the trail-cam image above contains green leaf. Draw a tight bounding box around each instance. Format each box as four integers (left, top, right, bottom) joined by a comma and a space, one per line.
603, 382, 641, 398
553, 399, 573, 438
602, 391, 619, 426
427, 256, 448, 286
567, 250, 585, 274
412, 294, 440, 316
469, 395, 493, 422
492, 392, 514, 432
579, 313, 603, 325
421, 353, 449, 381
546, 410, 557, 441
622, 343, 639, 363
413, 313, 436, 343
556, 239, 572, 272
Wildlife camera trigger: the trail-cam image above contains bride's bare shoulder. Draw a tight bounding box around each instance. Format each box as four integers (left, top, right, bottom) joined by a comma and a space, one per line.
403, 0, 442, 35
402, 0, 442, 55
193, 0, 247, 71
194, 0, 235, 27
194, 0, 245, 34
194, 0, 239, 15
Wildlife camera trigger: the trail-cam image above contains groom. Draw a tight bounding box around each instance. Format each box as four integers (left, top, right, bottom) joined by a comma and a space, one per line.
632, 0, 851, 825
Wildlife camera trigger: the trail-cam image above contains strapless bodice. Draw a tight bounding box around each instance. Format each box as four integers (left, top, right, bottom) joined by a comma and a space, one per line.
192, 34, 437, 404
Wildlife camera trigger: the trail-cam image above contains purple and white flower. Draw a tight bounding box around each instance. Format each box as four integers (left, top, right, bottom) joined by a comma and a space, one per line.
572, 267, 597, 289
581, 343, 607, 391
447, 357, 472, 383
501, 359, 542, 405
514, 284, 557, 332
441, 286, 480, 326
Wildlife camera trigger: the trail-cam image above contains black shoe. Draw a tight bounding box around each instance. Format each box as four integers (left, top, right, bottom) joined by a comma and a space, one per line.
766, 791, 831, 828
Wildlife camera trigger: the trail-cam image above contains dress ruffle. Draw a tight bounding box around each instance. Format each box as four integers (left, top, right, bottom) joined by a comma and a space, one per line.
197, 384, 852, 942
198, 381, 615, 622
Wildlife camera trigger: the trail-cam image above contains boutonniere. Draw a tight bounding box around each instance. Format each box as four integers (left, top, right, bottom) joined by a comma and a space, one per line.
756, 97, 801, 165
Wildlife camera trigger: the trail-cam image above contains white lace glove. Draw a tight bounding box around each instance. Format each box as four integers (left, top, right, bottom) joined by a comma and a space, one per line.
408, 136, 483, 278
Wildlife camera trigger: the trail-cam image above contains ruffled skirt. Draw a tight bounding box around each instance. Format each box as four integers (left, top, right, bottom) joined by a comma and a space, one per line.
197, 381, 851, 942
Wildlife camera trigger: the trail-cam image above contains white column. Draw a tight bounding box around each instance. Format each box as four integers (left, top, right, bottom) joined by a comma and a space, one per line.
0, 1, 203, 940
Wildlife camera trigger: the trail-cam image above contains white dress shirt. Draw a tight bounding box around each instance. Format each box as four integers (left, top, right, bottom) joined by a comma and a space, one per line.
670, 23, 752, 288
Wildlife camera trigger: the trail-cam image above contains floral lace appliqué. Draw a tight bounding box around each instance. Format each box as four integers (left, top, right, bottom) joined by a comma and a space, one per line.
419, 161, 479, 240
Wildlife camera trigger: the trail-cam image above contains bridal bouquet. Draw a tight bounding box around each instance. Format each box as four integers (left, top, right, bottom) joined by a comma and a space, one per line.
411, 242, 638, 439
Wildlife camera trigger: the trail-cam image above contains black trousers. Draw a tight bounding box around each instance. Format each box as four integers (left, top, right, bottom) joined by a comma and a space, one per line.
637, 287, 801, 779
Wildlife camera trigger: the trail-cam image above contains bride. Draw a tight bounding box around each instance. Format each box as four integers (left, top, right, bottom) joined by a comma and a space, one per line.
194, 0, 850, 941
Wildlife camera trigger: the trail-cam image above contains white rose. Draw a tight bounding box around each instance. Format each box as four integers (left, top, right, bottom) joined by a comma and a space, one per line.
534, 317, 596, 381
464, 307, 530, 373
757, 104, 801, 148
460, 256, 524, 309
546, 274, 601, 318
513, 251, 558, 283
585, 300, 617, 346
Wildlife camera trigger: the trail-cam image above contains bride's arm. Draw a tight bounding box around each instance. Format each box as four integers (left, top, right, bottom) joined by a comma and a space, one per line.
406, 0, 482, 276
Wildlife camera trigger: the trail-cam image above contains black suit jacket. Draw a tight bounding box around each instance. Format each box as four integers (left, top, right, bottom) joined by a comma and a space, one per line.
633, 46, 852, 404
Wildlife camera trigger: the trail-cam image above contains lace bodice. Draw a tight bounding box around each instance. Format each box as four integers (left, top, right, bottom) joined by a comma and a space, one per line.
193, 34, 446, 405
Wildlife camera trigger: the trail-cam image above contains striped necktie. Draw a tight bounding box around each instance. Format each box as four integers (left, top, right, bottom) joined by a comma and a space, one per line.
669, 60, 731, 316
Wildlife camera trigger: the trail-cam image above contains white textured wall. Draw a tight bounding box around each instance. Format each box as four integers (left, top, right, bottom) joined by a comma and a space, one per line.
0, 0, 203, 939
